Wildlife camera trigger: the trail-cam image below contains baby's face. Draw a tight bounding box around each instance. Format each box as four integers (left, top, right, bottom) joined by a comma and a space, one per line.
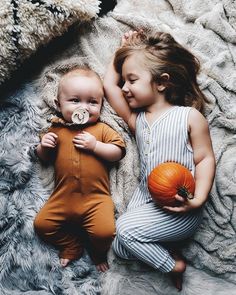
56, 75, 104, 124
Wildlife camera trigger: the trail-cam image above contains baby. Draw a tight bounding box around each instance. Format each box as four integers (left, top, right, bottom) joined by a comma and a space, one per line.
34, 67, 125, 272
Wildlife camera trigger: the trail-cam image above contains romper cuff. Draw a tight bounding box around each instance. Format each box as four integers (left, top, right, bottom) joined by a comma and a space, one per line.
159, 254, 175, 273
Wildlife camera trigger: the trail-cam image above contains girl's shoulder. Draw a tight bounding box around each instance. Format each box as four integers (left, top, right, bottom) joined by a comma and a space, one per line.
187, 107, 208, 131
175, 106, 200, 118
188, 107, 204, 119
176, 105, 192, 112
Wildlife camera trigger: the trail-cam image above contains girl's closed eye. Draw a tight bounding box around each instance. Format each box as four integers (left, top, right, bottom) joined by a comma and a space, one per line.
127, 74, 138, 84
129, 79, 137, 84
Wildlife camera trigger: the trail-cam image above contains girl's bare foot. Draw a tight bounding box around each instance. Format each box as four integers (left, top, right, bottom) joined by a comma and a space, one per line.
60, 258, 71, 267
170, 254, 186, 291
96, 261, 109, 272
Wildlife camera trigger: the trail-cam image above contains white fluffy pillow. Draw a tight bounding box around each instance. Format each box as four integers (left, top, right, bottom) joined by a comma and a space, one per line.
0, 0, 100, 85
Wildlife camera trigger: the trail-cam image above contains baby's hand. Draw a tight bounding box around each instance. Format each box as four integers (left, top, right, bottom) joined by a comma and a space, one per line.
73, 131, 97, 151
41, 132, 58, 149
163, 194, 202, 213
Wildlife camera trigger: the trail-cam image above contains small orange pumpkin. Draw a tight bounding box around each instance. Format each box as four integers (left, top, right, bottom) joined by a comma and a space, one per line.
148, 162, 195, 207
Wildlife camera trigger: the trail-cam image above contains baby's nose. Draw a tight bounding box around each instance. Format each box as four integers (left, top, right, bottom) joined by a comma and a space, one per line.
79, 102, 89, 110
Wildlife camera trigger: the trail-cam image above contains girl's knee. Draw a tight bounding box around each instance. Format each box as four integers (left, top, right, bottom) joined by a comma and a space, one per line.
112, 237, 123, 257
112, 236, 135, 260
116, 216, 132, 240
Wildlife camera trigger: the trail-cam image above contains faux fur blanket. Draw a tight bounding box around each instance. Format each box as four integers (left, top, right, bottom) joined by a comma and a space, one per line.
0, 0, 236, 294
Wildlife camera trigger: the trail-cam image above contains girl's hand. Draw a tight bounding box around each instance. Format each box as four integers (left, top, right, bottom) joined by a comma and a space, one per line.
121, 30, 138, 46
73, 131, 97, 151
163, 194, 203, 213
41, 132, 58, 149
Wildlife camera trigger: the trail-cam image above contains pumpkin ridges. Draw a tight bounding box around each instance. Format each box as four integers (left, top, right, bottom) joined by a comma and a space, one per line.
148, 171, 173, 195
148, 162, 195, 207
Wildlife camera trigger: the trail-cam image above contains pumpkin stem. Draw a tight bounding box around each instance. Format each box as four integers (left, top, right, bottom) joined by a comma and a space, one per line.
177, 187, 194, 200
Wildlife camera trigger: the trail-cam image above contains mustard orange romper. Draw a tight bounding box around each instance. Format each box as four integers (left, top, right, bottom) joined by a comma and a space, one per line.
34, 121, 125, 264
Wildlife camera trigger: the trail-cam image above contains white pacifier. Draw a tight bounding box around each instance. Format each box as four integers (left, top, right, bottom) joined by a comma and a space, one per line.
71, 107, 89, 125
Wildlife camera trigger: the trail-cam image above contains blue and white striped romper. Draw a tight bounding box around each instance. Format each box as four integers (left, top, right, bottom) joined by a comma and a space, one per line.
112, 106, 203, 272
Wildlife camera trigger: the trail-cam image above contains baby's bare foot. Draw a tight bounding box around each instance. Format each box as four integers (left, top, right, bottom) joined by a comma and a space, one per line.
96, 261, 109, 272
60, 258, 71, 267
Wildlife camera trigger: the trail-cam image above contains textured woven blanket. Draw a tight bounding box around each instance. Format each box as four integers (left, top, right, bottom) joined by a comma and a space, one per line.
0, 0, 236, 294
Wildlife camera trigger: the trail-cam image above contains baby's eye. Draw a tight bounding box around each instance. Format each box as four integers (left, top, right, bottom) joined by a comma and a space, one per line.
89, 100, 98, 105
71, 98, 80, 103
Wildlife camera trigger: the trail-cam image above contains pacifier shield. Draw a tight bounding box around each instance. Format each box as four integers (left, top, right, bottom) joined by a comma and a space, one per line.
71, 108, 89, 125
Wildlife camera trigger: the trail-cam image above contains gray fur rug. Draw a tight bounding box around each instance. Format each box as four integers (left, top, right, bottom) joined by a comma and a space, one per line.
0, 0, 236, 294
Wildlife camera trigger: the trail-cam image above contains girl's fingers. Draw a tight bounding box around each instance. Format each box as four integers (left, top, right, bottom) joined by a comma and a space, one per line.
163, 205, 188, 213
122, 33, 129, 45
128, 30, 133, 36
122, 30, 139, 44
175, 194, 185, 202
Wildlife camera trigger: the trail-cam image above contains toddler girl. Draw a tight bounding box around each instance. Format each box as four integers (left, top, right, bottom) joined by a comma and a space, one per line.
104, 30, 215, 289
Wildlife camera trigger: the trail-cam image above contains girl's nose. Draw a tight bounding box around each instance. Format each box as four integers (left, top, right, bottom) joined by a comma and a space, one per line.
122, 82, 129, 93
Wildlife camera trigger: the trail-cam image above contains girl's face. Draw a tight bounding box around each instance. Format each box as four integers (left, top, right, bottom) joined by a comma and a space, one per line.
121, 53, 156, 109
56, 75, 103, 124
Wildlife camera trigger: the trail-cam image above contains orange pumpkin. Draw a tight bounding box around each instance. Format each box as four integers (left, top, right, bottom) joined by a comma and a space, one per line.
148, 162, 195, 207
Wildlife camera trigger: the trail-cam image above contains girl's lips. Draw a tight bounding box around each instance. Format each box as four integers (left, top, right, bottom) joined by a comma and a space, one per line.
126, 95, 134, 100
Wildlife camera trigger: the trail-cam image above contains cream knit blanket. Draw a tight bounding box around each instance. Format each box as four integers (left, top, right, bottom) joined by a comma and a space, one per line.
0, 0, 236, 294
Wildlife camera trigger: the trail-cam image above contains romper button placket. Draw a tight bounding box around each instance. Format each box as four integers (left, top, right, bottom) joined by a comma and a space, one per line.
147, 127, 151, 143
145, 128, 150, 156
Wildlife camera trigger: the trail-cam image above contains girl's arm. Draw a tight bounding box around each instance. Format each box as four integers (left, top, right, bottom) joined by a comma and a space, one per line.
189, 109, 216, 205
103, 56, 136, 133
164, 109, 216, 212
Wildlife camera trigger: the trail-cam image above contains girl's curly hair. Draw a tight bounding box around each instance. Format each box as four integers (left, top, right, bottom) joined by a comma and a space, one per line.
114, 31, 208, 113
